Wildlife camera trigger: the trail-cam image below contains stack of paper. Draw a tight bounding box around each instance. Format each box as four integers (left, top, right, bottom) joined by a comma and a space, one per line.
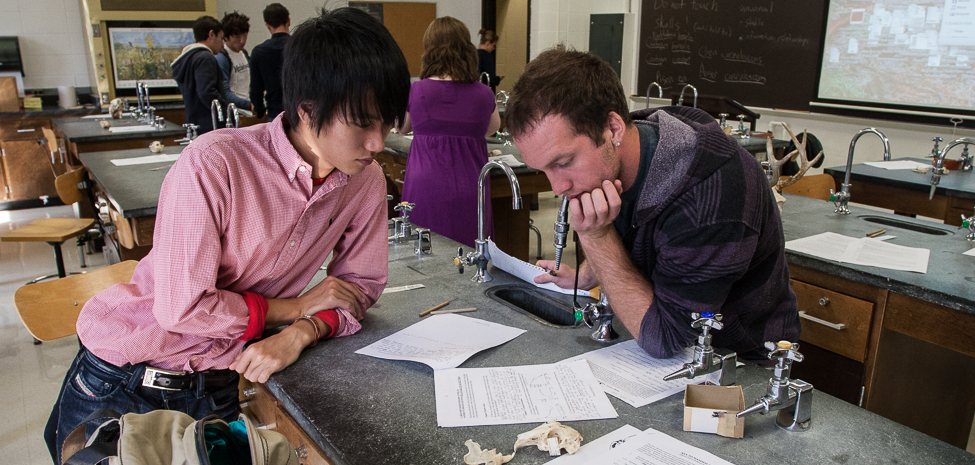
433, 360, 618, 427
786, 232, 929, 273
108, 125, 156, 133
110, 154, 179, 166
562, 340, 699, 408
863, 160, 931, 170
546, 425, 734, 465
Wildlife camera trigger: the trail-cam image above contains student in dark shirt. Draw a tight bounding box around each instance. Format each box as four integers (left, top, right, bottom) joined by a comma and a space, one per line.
476, 29, 501, 93
250, 3, 290, 121
172, 16, 226, 134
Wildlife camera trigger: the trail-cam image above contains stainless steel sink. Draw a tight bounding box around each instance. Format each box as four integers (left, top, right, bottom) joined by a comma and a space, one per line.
486, 285, 581, 327
858, 215, 954, 235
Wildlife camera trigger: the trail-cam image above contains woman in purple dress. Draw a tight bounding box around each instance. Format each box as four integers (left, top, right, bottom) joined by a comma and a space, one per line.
398, 16, 500, 247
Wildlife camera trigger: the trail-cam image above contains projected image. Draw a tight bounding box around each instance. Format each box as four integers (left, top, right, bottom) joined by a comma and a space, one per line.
818, 0, 975, 112
109, 27, 194, 89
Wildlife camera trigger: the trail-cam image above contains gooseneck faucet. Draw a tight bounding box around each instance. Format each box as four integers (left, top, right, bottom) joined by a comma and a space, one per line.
211, 99, 224, 131
931, 138, 975, 199
831, 128, 891, 214
678, 84, 698, 108
663, 311, 737, 386
455, 161, 522, 283
737, 341, 814, 432
480, 72, 490, 86
226, 103, 240, 129
645, 82, 663, 109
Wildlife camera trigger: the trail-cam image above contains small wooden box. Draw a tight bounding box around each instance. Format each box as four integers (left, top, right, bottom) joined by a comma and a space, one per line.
0, 76, 19, 112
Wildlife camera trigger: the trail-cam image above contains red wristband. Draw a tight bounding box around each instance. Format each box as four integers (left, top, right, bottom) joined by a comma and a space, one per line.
314, 309, 340, 339
238, 292, 268, 341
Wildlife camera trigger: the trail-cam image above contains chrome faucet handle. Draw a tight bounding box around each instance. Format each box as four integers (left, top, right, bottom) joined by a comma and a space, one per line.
553, 195, 570, 270
829, 187, 850, 214
737, 114, 748, 138
495, 90, 509, 106
961, 208, 975, 241
454, 247, 465, 273
960, 144, 973, 172
766, 340, 804, 365
414, 228, 432, 255
576, 293, 617, 342
718, 113, 728, 129
662, 310, 736, 385
930, 136, 943, 158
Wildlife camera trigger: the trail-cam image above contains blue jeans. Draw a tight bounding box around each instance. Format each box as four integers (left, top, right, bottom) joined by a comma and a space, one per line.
44, 347, 240, 464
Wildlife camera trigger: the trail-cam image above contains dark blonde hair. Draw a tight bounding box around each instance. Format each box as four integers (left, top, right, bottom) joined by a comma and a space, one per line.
420, 17, 478, 83
478, 29, 498, 45
507, 47, 631, 146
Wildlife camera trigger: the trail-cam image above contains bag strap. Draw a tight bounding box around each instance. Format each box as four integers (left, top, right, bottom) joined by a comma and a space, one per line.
62, 409, 124, 465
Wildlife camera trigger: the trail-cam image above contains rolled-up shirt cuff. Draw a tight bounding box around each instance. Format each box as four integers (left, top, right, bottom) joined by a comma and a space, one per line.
238, 291, 268, 341
314, 309, 339, 339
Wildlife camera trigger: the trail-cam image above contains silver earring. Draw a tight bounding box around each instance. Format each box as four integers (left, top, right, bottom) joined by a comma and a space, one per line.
614, 141, 620, 147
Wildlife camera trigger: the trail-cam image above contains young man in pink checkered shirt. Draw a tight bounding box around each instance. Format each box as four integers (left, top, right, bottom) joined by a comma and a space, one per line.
46, 8, 410, 463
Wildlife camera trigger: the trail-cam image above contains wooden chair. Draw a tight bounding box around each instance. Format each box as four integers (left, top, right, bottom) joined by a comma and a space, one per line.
0, 166, 96, 283
14, 260, 137, 342
779, 174, 835, 201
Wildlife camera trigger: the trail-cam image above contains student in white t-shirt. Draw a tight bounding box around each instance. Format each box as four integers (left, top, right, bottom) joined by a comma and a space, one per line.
217, 12, 253, 116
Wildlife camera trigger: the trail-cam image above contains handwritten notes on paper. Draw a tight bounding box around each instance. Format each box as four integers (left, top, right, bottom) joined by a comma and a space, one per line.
562, 340, 698, 408
433, 360, 618, 427
786, 232, 929, 273
487, 240, 592, 297
354, 314, 525, 370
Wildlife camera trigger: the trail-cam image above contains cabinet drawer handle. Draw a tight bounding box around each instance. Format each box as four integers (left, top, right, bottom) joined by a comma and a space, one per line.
798, 311, 846, 330
819, 297, 830, 306
17, 129, 36, 133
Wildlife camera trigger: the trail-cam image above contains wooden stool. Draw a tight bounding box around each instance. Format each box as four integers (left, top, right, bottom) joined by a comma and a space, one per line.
1, 217, 96, 283
14, 260, 137, 342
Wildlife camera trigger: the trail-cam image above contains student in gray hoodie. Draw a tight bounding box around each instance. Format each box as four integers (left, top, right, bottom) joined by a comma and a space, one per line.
172, 16, 226, 134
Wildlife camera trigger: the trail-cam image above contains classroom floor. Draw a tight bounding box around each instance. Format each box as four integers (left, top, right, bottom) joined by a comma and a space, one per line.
0, 194, 574, 465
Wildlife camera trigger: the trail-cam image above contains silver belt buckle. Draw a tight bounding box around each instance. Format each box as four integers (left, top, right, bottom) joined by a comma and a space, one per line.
142, 366, 186, 391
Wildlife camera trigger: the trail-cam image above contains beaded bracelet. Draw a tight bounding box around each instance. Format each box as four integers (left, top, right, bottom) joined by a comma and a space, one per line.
294, 315, 321, 347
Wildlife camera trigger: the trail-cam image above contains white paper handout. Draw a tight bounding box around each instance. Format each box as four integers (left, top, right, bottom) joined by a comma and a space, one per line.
786, 232, 929, 273
562, 340, 698, 408
110, 154, 180, 166
107, 125, 156, 133
559, 427, 734, 465
487, 240, 591, 297
433, 360, 618, 427
82, 113, 133, 119
545, 425, 642, 465
488, 154, 525, 168
863, 160, 931, 170
354, 313, 525, 370
964, 248, 975, 257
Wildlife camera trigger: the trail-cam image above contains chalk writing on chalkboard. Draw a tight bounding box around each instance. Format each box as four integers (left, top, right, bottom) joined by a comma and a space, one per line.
638, 0, 826, 112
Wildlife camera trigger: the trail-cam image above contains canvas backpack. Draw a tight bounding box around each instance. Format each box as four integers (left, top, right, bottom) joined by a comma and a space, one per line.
61, 409, 297, 465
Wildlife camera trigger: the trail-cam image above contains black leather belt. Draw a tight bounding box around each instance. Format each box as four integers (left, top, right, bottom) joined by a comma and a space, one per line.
141, 366, 237, 391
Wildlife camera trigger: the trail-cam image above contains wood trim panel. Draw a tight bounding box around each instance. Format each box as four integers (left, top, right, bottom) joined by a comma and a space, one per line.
884, 292, 975, 358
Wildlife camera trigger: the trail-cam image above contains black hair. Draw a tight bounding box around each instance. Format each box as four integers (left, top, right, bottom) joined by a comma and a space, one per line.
282, 7, 410, 134
263, 3, 290, 28
192, 16, 221, 42
220, 11, 250, 37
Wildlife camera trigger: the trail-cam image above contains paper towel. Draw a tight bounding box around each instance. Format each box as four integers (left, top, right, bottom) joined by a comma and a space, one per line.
58, 85, 77, 108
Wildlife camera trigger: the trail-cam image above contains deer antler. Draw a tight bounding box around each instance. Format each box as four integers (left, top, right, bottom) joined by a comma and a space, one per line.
766, 135, 799, 188
773, 125, 823, 193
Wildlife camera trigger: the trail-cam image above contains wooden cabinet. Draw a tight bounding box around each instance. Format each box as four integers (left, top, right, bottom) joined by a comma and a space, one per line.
239, 380, 333, 465
866, 293, 975, 449
789, 264, 975, 450
375, 151, 406, 194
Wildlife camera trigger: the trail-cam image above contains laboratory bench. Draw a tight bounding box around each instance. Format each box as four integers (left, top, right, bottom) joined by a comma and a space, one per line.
242, 197, 975, 464
51, 115, 186, 163
824, 157, 975, 226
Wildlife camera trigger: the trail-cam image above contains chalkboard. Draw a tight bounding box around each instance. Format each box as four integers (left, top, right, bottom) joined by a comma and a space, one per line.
638, 0, 827, 112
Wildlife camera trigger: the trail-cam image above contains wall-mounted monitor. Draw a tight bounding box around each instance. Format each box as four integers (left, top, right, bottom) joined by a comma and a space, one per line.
0, 36, 24, 75
817, 0, 975, 117
108, 26, 193, 89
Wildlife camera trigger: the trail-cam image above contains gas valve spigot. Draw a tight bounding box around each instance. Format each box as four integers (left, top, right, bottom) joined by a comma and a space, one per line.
961, 207, 975, 241
736, 341, 814, 432
390, 201, 417, 243
574, 292, 617, 342
663, 311, 737, 385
